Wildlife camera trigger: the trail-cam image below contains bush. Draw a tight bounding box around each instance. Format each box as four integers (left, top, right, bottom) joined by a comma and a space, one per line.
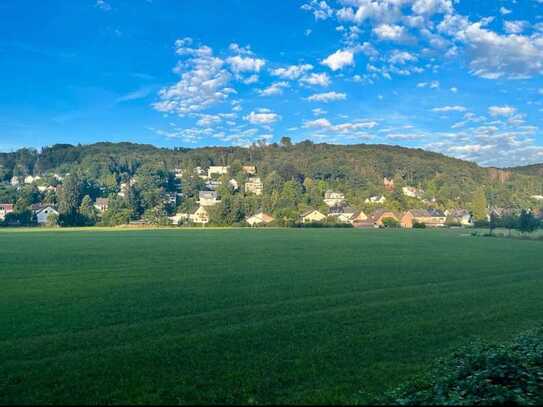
412, 222, 426, 229
382, 218, 400, 228
382, 329, 543, 406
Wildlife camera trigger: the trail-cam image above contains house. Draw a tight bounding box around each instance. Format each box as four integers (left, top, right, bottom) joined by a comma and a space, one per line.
207, 166, 230, 178
383, 177, 395, 191
324, 191, 346, 207
166, 192, 178, 206
351, 210, 368, 223
365, 195, 387, 204
229, 179, 239, 191
190, 206, 209, 224
32, 205, 59, 225
301, 209, 327, 224
531, 195, 543, 201
169, 212, 189, 225
205, 180, 222, 191
10, 176, 20, 187
174, 168, 184, 179
401, 209, 447, 228
0, 204, 14, 221
246, 212, 274, 227
371, 210, 400, 227
328, 206, 357, 223
242, 165, 257, 175
24, 175, 41, 185
402, 186, 424, 199
245, 177, 263, 196
94, 198, 109, 213
198, 191, 220, 207
446, 209, 473, 226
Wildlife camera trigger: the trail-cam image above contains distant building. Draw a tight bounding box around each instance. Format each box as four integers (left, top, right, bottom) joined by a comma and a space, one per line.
355, 209, 399, 228
207, 166, 230, 178
205, 180, 222, 191
301, 209, 327, 224
242, 165, 257, 175
24, 175, 41, 185
445, 209, 473, 226
245, 177, 263, 196
383, 177, 395, 191
531, 195, 543, 201
174, 168, 183, 179
229, 179, 239, 191
246, 212, 274, 227
94, 198, 109, 213
0, 204, 14, 221
198, 191, 220, 207
402, 186, 424, 199
190, 206, 210, 224
365, 195, 387, 204
401, 209, 447, 228
10, 176, 20, 187
32, 205, 59, 225
324, 191, 345, 207
328, 206, 357, 223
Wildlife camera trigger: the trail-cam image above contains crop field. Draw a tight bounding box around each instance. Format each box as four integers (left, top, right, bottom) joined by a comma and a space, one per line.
1, 228, 543, 405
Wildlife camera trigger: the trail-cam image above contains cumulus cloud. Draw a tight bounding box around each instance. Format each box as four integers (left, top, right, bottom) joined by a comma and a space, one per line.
226, 55, 266, 74
306, 91, 347, 102
244, 110, 281, 124
432, 105, 467, 113
488, 105, 517, 117
374, 24, 409, 41
299, 72, 331, 86
96, 0, 111, 11
303, 117, 378, 136
258, 82, 289, 96
271, 64, 314, 79
321, 49, 355, 71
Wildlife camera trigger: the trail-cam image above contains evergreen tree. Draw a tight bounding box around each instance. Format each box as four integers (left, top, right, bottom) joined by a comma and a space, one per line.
79, 195, 98, 226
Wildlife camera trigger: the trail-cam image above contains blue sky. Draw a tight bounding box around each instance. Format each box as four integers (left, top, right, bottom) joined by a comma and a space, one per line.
1, 0, 542, 167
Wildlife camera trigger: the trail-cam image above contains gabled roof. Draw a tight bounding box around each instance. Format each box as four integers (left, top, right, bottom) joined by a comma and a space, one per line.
301, 209, 324, 218
0, 204, 14, 211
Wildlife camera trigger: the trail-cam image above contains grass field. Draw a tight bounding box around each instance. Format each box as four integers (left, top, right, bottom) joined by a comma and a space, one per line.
1, 228, 543, 405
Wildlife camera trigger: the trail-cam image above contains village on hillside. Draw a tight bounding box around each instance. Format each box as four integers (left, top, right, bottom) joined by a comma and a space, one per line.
1, 163, 542, 230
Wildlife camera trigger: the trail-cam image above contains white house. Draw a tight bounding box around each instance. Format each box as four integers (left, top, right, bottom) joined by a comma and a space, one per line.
33, 205, 59, 225
245, 177, 263, 196
365, 195, 387, 204
10, 176, 20, 187
301, 209, 327, 224
402, 186, 424, 199
246, 212, 274, 227
242, 165, 257, 175
324, 191, 345, 207
198, 191, 220, 207
207, 166, 230, 178
0, 204, 14, 221
24, 175, 41, 185
94, 198, 109, 213
229, 179, 239, 191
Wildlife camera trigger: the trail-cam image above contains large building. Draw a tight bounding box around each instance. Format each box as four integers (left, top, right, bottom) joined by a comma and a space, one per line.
245, 177, 263, 196
324, 191, 345, 207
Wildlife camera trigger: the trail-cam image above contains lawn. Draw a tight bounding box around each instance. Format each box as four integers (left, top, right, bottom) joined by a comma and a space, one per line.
1, 228, 542, 405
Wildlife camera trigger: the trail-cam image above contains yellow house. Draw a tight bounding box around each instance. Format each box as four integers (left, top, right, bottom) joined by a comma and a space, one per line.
301, 209, 327, 224
190, 206, 209, 224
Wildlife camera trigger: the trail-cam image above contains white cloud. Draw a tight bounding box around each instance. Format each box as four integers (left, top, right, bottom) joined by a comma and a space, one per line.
499, 7, 512, 16
306, 91, 347, 102
374, 24, 408, 41
321, 49, 355, 71
227, 55, 266, 74
303, 117, 378, 134
488, 105, 517, 117
417, 80, 440, 88
504, 20, 528, 34
271, 64, 314, 79
432, 105, 467, 113
299, 72, 331, 86
154, 41, 235, 116
301, 0, 334, 20
244, 111, 280, 124
258, 82, 289, 96
388, 50, 417, 64
96, 0, 111, 11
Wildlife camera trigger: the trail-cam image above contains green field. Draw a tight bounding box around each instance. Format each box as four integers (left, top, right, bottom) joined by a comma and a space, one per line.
1, 228, 543, 405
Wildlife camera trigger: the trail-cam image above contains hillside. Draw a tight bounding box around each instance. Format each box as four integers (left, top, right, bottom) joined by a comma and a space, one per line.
1, 141, 542, 219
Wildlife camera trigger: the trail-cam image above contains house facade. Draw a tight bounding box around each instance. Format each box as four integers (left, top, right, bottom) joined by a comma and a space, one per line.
190, 206, 209, 224
207, 166, 230, 178
324, 191, 346, 207
33, 205, 59, 225
0, 204, 14, 221
301, 209, 327, 223
242, 165, 257, 175
198, 191, 220, 206
94, 198, 109, 213
246, 212, 274, 227
365, 195, 386, 204
245, 177, 263, 196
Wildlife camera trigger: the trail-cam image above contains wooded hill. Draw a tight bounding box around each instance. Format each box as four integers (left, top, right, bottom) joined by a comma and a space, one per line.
0, 141, 542, 219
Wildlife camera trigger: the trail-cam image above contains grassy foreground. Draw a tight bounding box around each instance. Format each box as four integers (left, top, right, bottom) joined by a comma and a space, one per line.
1, 228, 542, 405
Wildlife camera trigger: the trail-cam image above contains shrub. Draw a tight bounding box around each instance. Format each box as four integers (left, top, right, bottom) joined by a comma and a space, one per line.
382, 218, 400, 228
412, 222, 426, 229
382, 329, 543, 406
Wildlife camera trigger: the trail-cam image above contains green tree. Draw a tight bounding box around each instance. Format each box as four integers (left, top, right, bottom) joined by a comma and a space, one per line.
518, 210, 539, 234
58, 174, 84, 226
470, 188, 488, 221
79, 195, 98, 226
